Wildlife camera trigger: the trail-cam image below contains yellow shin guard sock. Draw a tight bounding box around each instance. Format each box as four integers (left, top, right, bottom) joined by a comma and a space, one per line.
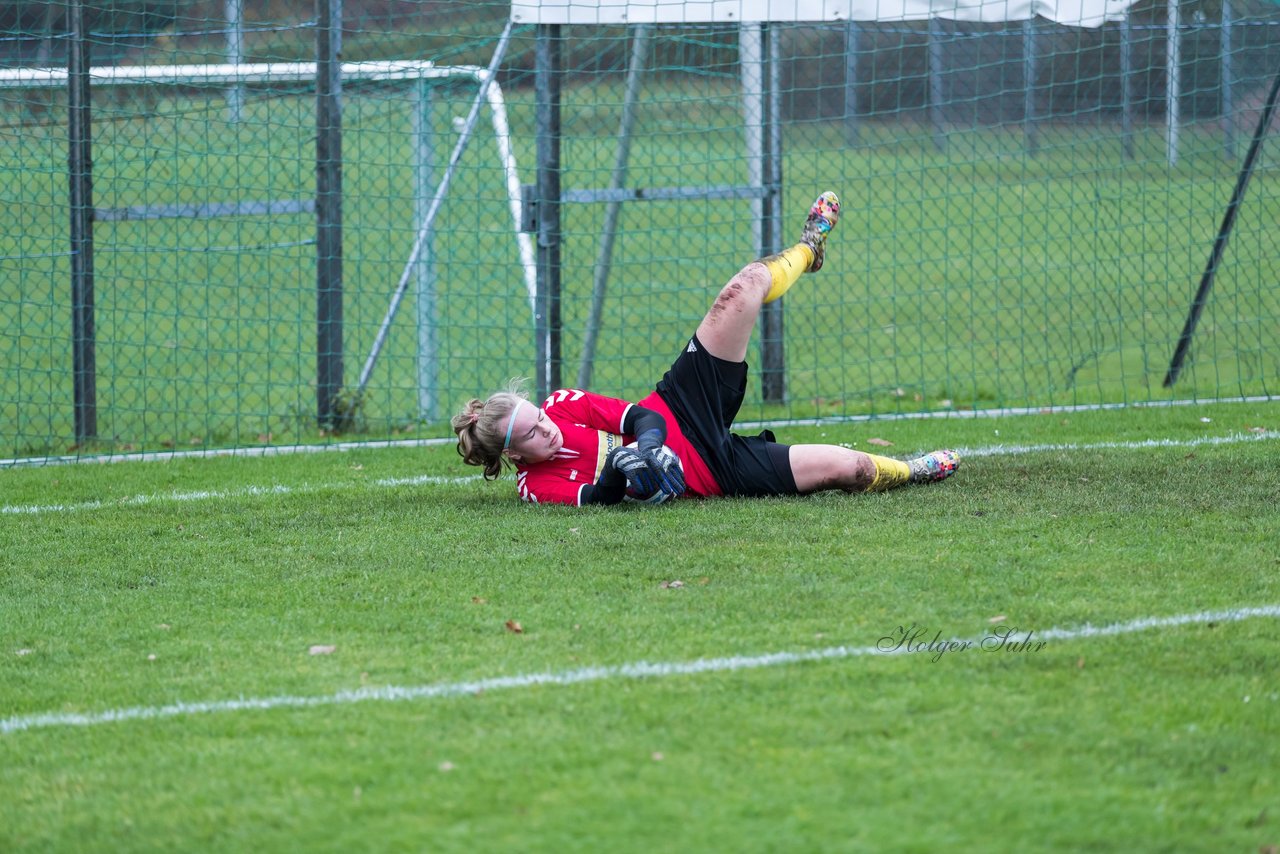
866, 454, 911, 492
761, 243, 816, 304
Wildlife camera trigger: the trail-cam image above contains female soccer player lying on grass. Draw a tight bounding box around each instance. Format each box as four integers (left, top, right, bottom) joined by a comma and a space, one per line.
452, 191, 959, 506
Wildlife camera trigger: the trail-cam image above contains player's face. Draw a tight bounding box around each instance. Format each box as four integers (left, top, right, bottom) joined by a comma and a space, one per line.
505, 403, 562, 464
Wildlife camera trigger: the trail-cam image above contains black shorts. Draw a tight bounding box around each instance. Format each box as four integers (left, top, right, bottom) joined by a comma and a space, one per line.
654, 336, 798, 498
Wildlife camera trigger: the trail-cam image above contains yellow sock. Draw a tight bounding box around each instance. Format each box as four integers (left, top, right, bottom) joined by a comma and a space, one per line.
761, 243, 815, 303
866, 454, 911, 492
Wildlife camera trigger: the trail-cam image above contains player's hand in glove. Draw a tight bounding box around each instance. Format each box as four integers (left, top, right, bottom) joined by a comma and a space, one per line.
633, 429, 685, 497
649, 448, 685, 497
608, 446, 663, 496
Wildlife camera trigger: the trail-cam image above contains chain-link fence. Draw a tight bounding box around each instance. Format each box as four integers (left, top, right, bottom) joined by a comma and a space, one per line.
3, 1, 1279, 460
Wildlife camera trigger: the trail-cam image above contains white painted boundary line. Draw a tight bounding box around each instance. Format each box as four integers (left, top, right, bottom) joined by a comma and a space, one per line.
0, 436, 452, 469
4, 394, 1277, 469
735, 393, 1280, 430
3, 605, 1277, 735
1, 474, 479, 516
4, 431, 1278, 517
952, 429, 1280, 459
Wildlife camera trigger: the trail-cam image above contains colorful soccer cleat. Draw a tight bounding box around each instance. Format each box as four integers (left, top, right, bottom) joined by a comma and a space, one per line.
801, 191, 841, 272
907, 449, 960, 485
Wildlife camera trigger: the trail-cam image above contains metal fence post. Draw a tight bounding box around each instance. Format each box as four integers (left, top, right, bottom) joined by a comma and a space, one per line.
760, 23, 785, 405
68, 0, 96, 443
844, 21, 861, 145
1167, 0, 1181, 167
1024, 18, 1039, 155
1221, 0, 1235, 161
929, 17, 947, 152
1121, 9, 1135, 160
414, 77, 439, 421
535, 24, 563, 402
316, 0, 344, 428
226, 0, 244, 123
743, 24, 785, 403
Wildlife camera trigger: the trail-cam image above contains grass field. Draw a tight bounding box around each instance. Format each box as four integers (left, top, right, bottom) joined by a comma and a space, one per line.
3, 400, 1278, 851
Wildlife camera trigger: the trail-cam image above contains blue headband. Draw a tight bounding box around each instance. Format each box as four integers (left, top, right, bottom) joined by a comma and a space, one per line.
502, 400, 526, 451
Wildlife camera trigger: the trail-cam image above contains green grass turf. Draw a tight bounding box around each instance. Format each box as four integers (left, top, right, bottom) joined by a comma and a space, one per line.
4, 75, 1279, 457
2, 401, 1278, 851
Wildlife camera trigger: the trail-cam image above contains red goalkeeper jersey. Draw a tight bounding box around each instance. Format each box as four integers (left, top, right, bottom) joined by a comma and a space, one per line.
514, 388, 722, 506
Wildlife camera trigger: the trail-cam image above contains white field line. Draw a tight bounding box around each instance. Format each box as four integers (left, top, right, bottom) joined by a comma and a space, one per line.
734, 393, 1280, 430
4, 394, 1277, 469
0, 474, 479, 516
0, 436, 453, 469
3, 431, 1278, 518
951, 428, 1280, 459
3, 605, 1277, 736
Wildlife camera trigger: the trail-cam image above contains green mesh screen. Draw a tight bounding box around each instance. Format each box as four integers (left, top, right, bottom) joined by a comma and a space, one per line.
2, 1, 1278, 459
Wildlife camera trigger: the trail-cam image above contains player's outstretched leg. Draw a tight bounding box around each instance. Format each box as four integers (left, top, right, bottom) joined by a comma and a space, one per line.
788, 445, 960, 493
696, 191, 841, 363
762, 190, 841, 303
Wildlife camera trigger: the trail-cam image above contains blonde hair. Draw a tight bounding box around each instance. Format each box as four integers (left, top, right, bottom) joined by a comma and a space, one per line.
451, 379, 530, 480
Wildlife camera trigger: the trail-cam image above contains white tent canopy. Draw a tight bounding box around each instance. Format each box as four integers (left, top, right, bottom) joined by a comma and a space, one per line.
510, 0, 1138, 28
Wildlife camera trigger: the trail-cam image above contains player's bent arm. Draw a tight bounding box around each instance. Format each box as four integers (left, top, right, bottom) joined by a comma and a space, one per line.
578, 405, 676, 505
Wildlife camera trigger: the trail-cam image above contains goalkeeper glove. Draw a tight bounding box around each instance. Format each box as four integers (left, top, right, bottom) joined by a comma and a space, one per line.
633, 428, 685, 497
609, 446, 664, 497
651, 449, 685, 497
637, 429, 687, 497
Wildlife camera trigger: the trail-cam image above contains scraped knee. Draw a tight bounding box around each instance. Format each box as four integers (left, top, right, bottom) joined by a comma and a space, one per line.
711, 265, 769, 316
